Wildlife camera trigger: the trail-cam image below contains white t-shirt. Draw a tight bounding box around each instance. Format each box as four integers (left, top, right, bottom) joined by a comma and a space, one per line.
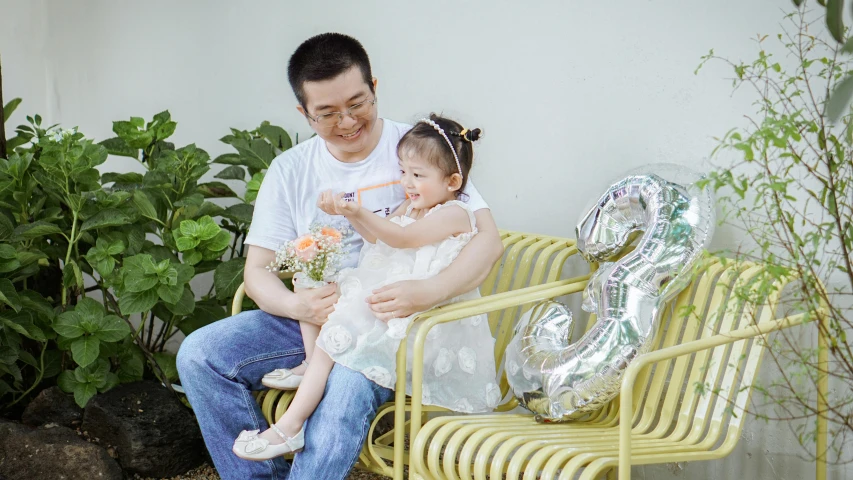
244, 118, 488, 268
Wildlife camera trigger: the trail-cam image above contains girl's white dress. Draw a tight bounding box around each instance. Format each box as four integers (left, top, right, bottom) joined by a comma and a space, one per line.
315, 201, 500, 413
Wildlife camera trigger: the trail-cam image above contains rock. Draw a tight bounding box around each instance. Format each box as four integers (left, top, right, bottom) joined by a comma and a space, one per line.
21, 386, 83, 428
0, 419, 122, 480
82, 380, 205, 478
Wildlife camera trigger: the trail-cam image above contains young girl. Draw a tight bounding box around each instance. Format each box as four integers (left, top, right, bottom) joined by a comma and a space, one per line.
232, 114, 500, 461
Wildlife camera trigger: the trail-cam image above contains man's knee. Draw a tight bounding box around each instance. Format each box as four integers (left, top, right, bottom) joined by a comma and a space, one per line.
176, 328, 207, 378
322, 366, 387, 416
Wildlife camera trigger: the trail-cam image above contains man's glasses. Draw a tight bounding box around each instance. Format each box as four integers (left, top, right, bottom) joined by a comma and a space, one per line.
305, 97, 377, 129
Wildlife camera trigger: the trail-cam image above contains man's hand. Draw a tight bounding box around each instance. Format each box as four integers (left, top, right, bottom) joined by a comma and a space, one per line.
290, 283, 340, 324
317, 190, 359, 217
366, 279, 442, 322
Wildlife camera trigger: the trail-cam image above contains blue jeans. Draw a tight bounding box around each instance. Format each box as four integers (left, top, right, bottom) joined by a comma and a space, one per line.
176, 310, 394, 480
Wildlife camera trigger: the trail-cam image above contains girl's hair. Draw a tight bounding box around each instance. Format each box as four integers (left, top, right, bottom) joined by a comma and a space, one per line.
397, 113, 482, 194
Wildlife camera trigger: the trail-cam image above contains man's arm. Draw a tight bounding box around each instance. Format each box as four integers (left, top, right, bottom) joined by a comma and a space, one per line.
366, 208, 504, 320
244, 245, 339, 325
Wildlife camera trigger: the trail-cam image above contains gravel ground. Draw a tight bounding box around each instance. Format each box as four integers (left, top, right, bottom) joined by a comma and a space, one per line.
135, 463, 391, 480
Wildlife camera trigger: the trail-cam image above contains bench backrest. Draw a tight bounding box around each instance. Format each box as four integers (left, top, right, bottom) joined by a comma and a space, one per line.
483, 231, 578, 367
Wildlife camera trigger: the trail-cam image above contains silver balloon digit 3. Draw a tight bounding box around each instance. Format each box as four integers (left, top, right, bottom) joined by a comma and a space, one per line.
504, 165, 715, 422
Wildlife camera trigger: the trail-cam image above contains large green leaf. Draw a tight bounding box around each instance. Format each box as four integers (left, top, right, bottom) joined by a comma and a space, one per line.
176, 236, 200, 251
132, 190, 159, 222
165, 286, 195, 316
92, 315, 130, 342
0, 244, 16, 260
183, 250, 203, 265
154, 121, 177, 142
54, 311, 85, 338
179, 219, 200, 237
57, 370, 77, 394
245, 172, 265, 203
174, 193, 204, 207
222, 203, 254, 224
0, 257, 21, 273
258, 124, 292, 151
214, 257, 246, 301
118, 288, 159, 315
234, 138, 275, 169
81, 209, 132, 231
98, 137, 139, 159
3, 98, 22, 122
826, 0, 845, 43
16, 250, 47, 268
197, 182, 237, 198
0, 279, 21, 312
81, 143, 108, 169
75, 297, 105, 321
13, 221, 62, 240
205, 230, 231, 253
212, 153, 243, 165
1, 313, 43, 340
73, 381, 98, 408
71, 336, 100, 368
157, 282, 184, 305
190, 201, 225, 221
214, 165, 247, 181
828, 73, 853, 122
196, 216, 220, 241
124, 273, 159, 293
153, 352, 179, 382
102, 171, 144, 186
19, 291, 55, 321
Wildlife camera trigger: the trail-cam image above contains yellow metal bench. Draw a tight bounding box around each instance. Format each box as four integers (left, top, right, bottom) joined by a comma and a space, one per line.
231, 231, 829, 480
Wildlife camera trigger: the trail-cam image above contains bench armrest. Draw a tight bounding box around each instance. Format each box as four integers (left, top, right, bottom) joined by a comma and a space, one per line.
617, 310, 825, 479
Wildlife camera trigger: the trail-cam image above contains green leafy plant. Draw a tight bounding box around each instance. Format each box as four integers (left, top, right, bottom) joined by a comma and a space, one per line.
697, 8, 853, 463
0, 94, 294, 408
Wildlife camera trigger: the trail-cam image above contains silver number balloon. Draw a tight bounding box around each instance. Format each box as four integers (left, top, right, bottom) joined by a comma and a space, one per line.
505, 164, 715, 422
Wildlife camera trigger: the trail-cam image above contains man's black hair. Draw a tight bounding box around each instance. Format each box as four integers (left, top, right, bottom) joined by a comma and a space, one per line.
288, 33, 374, 108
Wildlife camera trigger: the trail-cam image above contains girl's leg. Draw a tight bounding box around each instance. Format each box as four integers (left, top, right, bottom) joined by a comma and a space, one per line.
256, 346, 336, 443
287, 322, 319, 376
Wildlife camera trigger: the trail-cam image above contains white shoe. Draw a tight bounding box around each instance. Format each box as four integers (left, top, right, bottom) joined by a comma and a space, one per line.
232, 424, 305, 461
262, 361, 307, 390
233, 429, 260, 444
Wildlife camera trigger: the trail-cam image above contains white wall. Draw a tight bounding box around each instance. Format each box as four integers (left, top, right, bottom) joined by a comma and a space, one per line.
2, 0, 849, 478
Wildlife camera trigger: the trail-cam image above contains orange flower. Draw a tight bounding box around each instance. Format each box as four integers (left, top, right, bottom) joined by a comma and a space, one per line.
320, 227, 343, 244
294, 234, 318, 261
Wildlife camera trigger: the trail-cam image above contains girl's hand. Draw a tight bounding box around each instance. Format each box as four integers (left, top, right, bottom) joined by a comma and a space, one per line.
337, 197, 360, 216
317, 190, 359, 216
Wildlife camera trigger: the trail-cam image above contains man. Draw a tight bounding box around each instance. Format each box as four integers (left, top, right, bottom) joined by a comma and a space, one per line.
177, 32, 503, 480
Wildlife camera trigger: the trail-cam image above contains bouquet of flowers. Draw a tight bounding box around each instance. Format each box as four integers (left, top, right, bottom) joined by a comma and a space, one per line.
267, 226, 345, 289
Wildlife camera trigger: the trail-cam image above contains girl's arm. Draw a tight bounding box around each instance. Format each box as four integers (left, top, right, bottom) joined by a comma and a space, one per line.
350, 199, 411, 244
344, 215, 376, 244
317, 191, 410, 245
346, 203, 471, 249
